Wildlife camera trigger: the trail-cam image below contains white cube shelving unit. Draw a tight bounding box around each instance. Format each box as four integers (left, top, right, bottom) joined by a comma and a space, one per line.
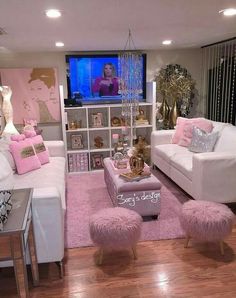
61, 82, 156, 173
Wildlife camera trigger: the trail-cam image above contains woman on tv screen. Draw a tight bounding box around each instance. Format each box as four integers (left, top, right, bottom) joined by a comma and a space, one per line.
92, 63, 120, 97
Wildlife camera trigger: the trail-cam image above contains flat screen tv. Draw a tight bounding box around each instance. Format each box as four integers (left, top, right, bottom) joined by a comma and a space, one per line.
66, 54, 146, 105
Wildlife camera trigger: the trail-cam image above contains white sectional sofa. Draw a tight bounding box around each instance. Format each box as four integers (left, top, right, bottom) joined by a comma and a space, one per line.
151, 120, 236, 203
0, 140, 66, 273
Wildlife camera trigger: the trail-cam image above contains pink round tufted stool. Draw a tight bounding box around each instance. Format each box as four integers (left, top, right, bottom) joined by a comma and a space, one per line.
89, 207, 142, 264
180, 200, 235, 255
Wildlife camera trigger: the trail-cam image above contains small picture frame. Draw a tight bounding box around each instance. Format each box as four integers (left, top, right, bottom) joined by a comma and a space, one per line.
91, 112, 103, 128
71, 134, 83, 149
91, 154, 104, 169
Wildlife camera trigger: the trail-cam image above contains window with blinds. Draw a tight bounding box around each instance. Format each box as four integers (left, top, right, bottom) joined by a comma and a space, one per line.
202, 38, 236, 125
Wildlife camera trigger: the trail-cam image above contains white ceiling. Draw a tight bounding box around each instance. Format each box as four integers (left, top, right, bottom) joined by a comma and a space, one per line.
0, 0, 236, 53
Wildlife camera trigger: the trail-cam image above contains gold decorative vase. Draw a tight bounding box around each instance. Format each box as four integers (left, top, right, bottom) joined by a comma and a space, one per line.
129, 154, 145, 176
159, 97, 170, 129
169, 98, 180, 129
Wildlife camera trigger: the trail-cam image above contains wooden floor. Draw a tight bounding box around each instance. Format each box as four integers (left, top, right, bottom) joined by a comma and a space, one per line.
1, 227, 236, 298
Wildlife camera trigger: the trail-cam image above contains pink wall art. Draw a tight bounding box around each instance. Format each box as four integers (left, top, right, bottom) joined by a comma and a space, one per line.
0, 68, 61, 124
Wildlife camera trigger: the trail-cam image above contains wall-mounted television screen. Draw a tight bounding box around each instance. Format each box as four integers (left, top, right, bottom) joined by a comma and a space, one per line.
66, 54, 146, 105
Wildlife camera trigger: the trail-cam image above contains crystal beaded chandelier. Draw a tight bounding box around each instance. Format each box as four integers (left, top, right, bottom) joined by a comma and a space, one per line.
118, 30, 143, 143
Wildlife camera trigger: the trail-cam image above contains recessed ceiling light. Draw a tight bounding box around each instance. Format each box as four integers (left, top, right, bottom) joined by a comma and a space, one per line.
45, 9, 61, 18
162, 40, 172, 45
55, 42, 64, 47
219, 8, 236, 16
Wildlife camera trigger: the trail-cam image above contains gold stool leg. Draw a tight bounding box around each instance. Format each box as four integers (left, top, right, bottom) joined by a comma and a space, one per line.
184, 236, 190, 248
132, 246, 137, 260
97, 248, 104, 265
220, 241, 224, 255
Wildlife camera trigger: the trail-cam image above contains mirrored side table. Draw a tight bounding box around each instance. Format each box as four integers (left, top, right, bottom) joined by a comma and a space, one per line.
0, 188, 39, 297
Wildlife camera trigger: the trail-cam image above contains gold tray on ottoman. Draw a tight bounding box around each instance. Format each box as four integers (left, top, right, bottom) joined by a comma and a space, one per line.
119, 171, 151, 182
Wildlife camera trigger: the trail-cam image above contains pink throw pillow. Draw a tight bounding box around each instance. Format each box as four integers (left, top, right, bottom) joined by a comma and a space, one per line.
23, 131, 50, 165
172, 117, 213, 147
23, 130, 37, 138
11, 134, 26, 142
9, 136, 41, 175
30, 135, 49, 165
178, 119, 213, 147
172, 117, 191, 144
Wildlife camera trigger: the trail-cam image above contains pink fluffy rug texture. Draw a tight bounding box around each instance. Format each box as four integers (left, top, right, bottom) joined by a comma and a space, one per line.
65, 169, 190, 248
180, 200, 235, 241
89, 207, 142, 249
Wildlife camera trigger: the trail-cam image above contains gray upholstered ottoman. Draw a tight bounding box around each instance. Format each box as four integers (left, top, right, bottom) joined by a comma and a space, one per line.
103, 158, 161, 216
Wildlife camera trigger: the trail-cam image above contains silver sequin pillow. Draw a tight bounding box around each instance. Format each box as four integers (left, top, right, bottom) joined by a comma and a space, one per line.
188, 126, 219, 153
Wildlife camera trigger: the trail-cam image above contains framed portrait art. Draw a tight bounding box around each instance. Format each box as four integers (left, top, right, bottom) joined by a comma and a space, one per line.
91, 112, 103, 128
91, 154, 104, 169
0, 67, 61, 124
71, 134, 83, 149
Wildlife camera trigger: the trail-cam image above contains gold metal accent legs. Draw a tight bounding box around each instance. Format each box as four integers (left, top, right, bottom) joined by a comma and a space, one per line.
184, 237, 225, 256
220, 241, 224, 255
184, 236, 190, 248
96, 246, 138, 265
132, 246, 137, 260
97, 249, 104, 265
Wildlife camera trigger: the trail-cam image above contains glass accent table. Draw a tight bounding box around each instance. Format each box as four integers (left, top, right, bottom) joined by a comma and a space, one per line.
0, 188, 39, 297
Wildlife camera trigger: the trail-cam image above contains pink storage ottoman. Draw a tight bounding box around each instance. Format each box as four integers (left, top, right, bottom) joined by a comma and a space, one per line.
103, 158, 162, 217
89, 207, 142, 265
180, 200, 235, 254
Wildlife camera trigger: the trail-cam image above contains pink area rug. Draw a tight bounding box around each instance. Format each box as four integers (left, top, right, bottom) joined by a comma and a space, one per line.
65, 169, 190, 248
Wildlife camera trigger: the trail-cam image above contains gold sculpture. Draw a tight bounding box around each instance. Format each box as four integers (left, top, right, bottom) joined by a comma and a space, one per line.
154, 64, 195, 129
136, 108, 149, 125
169, 98, 180, 129
129, 155, 144, 175
159, 96, 170, 129
94, 136, 104, 148
133, 136, 150, 164
119, 135, 151, 181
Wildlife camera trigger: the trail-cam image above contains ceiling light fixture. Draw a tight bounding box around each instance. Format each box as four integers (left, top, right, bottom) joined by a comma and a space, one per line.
45, 9, 61, 18
219, 8, 236, 16
55, 42, 64, 47
162, 40, 172, 45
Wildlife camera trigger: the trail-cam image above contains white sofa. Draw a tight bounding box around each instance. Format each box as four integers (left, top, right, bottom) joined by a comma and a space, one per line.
0, 140, 66, 273
151, 120, 236, 203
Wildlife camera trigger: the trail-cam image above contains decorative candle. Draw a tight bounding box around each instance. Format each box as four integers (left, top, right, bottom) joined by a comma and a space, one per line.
112, 133, 119, 142
121, 126, 128, 135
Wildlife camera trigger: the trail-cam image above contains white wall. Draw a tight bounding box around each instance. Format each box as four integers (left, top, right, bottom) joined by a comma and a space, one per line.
0, 48, 202, 140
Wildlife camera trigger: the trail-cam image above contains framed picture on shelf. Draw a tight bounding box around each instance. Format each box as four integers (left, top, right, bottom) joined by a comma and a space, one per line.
91, 154, 104, 169
71, 134, 83, 149
91, 112, 103, 128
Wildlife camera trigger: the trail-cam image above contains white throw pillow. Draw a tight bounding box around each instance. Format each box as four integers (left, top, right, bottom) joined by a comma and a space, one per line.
0, 152, 14, 191
0, 138, 16, 172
